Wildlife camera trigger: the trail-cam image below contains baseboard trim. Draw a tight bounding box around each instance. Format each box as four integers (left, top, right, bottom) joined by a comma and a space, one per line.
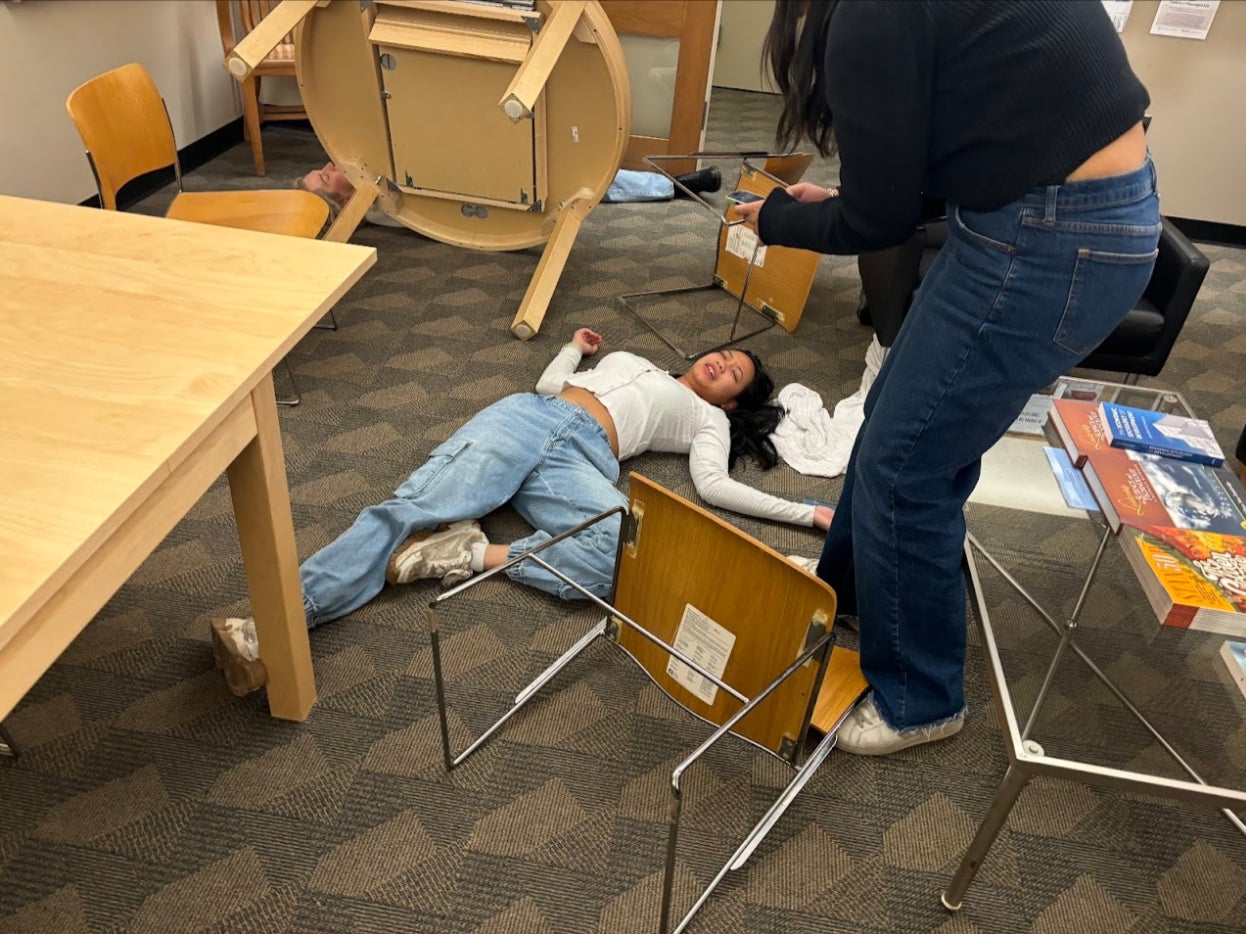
1167, 216, 1246, 248
77, 117, 244, 211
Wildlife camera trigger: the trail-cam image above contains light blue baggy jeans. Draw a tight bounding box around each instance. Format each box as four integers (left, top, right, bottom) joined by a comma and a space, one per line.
299, 393, 627, 627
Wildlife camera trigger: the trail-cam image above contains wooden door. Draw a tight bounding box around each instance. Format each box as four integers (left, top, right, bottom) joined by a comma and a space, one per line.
599, 0, 719, 175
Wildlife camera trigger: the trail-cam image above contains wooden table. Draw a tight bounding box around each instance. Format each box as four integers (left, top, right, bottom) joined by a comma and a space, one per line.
0, 195, 375, 722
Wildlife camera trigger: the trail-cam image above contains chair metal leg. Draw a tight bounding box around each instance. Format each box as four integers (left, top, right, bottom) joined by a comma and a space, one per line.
276, 357, 300, 407
0, 721, 17, 759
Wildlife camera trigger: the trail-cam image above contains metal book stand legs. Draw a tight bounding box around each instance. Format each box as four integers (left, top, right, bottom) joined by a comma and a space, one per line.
618, 153, 794, 362
426, 506, 861, 933
944, 533, 1246, 911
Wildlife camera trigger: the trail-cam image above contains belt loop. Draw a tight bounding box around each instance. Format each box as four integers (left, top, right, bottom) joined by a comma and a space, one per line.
1044, 185, 1059, 225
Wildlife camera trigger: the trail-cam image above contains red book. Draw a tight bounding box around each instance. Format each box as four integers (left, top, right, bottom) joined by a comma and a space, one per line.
1049, 399, 1112, 467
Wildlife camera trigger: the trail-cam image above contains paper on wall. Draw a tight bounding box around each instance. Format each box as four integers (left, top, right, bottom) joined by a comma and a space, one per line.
726, 224, 767, 267
1101, 0, 1134, 32
666, 604, 736, 705
1150, 0, 1220, 39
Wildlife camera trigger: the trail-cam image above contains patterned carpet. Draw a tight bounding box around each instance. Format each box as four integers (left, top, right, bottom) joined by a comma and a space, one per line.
3, 89, 1246, 934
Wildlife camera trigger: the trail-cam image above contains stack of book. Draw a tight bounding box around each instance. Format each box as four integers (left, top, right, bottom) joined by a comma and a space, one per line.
1048, 399, 1246, 636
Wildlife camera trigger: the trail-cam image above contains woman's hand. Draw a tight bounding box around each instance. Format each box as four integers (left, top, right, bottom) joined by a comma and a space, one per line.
732, 199, 764, 234
572, 327, 602, 355
785, 182, 839, 203
813, 505, 835, 530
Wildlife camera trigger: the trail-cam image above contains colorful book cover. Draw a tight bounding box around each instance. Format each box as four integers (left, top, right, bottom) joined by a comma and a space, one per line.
1050, 399, 1112, 467
1221, 640, 1246, 703
1122, 526, 1246, 635
1099, 402, 1225, 467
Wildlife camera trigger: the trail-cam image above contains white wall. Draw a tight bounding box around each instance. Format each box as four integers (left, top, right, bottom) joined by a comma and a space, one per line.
0, 0, 242, 205
713, 0, 775, 94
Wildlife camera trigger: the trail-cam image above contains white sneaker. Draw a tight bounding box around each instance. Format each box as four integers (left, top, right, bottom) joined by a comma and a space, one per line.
787, 554, 819, 573
836, 695, 964, 756
210, 617, 267, 697
386, 520, 487, 586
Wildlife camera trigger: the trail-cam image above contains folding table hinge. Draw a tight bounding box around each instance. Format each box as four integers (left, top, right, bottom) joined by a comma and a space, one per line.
622, 504, 643, 557
605, 616, 622, 643
778, 735, 799, 764
523, 14, 541, 33
759, 303, 782, 323
804, 611, 832, 654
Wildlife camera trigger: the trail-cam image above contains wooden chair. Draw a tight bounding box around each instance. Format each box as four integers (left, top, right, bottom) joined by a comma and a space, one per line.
426, 473, 869, 933
65, 62, 329, 405
215, 0, 308, 176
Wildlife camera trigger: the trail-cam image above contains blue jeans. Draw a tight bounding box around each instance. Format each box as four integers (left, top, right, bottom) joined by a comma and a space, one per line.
299, 394, 626, 626
817, 159, 1161, 729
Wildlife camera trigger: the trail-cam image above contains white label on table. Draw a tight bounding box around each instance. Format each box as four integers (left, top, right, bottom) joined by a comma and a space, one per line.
666, 604, 736, 705
1150, 0, 1219, 39
726, 224, 767, 267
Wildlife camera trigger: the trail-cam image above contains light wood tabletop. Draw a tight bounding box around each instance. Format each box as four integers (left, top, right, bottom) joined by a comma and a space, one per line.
0, 195, 376, 723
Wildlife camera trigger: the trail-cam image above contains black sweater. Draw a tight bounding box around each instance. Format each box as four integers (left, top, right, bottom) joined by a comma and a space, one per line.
757, 0, 1150, 255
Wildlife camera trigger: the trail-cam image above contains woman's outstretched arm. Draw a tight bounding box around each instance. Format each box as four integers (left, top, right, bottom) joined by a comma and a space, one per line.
534, 328, 601, 394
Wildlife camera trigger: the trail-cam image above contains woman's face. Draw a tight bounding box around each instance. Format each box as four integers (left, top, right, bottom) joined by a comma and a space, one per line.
683, 349, 756, 409
301, 162, 355, 205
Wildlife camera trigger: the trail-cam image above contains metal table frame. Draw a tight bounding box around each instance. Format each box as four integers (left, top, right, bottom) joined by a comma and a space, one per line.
945, 466, 1246, 910
425, 505, 866, 933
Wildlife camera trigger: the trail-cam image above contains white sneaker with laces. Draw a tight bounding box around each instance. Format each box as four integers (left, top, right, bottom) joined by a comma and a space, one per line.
386, 520, 487, 586
786, 554, 819, 573
836, 695, 964, 756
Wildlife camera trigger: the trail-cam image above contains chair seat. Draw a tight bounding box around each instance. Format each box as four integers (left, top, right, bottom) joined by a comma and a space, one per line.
166, 190, 328, 238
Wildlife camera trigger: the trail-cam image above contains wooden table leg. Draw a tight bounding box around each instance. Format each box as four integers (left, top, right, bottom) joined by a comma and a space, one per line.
227, 372, 316, 720
510, 189, 594, 340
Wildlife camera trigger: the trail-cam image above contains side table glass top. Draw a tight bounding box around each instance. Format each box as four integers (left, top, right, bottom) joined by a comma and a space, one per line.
965, 375, 1246, 793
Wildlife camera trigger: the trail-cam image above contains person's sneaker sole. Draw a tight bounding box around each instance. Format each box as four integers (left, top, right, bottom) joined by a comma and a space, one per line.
836, 712, 964, 756
210, 618, 268, 697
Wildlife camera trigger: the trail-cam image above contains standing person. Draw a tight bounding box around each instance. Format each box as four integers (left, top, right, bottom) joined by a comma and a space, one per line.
733, 0, 1159, 755
212, 328, 833, 696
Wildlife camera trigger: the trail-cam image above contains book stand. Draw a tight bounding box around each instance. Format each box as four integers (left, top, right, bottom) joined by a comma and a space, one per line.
619, 152, 821, 361
223, 0, 629, 340
426, 474, 868, 933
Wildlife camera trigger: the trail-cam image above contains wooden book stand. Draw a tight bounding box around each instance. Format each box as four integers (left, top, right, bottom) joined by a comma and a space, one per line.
427, 473, 868, 932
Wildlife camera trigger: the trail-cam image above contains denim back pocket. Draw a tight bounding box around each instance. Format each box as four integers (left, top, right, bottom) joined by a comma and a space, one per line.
1054, 247, 1159, 356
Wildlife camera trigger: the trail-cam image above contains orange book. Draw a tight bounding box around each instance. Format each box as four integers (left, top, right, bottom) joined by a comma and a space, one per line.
1049, 398, 1113, 467
1121, 526, 1246, 636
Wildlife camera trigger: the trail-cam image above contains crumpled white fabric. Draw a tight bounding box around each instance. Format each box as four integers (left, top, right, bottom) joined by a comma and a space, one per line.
771, 335, 888, 478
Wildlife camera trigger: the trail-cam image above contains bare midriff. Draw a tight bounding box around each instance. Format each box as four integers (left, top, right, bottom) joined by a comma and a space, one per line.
558, 386, 620, 458
1065, 121, 1148, 182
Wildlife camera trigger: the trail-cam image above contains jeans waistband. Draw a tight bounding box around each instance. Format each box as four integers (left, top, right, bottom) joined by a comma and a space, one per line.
539, 393, 617, 460
1018, 156, 1156, 214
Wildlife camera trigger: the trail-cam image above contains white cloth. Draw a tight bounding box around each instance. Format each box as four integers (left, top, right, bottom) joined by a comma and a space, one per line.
772, 335, 888, 478
536, 345, 816, 527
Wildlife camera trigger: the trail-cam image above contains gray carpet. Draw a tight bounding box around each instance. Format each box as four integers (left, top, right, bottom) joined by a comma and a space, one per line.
2, 89, 1246, 934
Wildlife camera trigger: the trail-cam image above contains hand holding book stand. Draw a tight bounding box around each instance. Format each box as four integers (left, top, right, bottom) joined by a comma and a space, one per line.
426, 474, 868, 932
224, 0, 629, 340
620, 151, 822, 361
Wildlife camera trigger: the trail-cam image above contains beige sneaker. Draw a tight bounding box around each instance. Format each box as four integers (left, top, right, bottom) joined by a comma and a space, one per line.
386, 520, 487, 587
210, 617, 268, 697
836, 696, 963, 756
787, 554, 819, 573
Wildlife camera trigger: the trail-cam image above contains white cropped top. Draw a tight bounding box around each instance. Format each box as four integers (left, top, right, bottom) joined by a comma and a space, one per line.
535, 345, 815, 527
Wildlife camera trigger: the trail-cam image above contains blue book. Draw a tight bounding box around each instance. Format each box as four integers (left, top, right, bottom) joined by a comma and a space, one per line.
1098, 402, 1225, 467
1044, 447, 1100, 511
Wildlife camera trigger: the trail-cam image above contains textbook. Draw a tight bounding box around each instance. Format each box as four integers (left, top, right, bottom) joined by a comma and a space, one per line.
1049, 399, 1111, 467
1098, 402, 1225, 467
1221, 640, 1246, 702
1121, 526, 1246, 636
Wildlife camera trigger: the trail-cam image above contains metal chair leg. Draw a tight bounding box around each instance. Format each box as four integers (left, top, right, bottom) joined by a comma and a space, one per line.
276, 357, 301, 407
0, 721, 17, 759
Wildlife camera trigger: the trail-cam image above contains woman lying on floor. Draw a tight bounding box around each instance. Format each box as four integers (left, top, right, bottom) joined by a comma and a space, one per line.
212, 328, 834, 696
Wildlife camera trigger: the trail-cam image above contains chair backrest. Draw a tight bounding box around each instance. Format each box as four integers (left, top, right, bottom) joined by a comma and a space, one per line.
216, 0, 295, 55
613, 473, 842, 757
65, 63, 177, 210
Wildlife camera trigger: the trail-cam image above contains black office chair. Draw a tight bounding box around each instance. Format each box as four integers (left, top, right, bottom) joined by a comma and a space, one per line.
856, 216, 1209, 382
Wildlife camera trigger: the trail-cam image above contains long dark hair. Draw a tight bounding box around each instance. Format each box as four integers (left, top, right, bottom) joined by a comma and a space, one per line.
725, 350, 784, 472
763, 0, 841, 156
